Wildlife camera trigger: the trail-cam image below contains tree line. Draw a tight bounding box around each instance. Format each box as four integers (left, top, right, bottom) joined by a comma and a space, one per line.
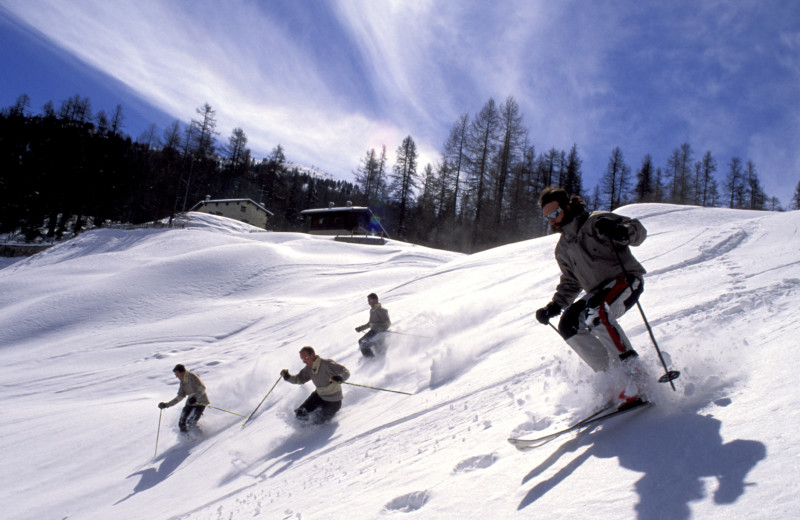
353, 96, 797, 252
0, 95, 357, 242
2, 93, 798, 253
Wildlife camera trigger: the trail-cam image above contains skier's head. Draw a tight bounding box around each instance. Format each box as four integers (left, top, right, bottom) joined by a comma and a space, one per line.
299, 346, 316, 366
173, 364, 186, 379
367, 293, 379, 306
539, 186, 585, 231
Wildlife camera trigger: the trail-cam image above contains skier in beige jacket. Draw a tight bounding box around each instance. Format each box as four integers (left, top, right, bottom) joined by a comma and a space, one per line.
158, 364, 210, 433
281, 346, 350, 424
355, 293, 391, 357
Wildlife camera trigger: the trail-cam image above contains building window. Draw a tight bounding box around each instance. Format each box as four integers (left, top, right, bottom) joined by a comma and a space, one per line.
241, 206, 247, 212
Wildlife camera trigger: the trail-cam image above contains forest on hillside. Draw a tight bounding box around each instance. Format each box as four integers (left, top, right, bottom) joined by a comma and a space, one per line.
2, 93, 799, 253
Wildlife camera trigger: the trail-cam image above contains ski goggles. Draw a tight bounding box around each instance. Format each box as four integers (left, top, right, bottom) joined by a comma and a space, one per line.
545, 207, 562, 220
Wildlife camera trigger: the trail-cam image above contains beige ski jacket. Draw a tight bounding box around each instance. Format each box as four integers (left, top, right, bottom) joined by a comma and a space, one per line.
285, 356, 351, 402
165, 371, 210, 408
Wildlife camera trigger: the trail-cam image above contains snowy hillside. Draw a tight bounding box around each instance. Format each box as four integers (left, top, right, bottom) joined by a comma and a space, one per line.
1, 205, 798, 520
283, 160, 337, 182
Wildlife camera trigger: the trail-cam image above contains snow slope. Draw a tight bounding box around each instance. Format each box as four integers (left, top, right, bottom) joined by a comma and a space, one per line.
1, 205, 797, 520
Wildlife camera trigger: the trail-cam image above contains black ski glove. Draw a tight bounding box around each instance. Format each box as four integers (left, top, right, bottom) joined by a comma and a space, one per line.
158, 402, 168, 409
187, 396, 197, 406
281, 369, 290, 381
596, 217, 629, 242
331, 375, 343, 383
535, 302, 562, 324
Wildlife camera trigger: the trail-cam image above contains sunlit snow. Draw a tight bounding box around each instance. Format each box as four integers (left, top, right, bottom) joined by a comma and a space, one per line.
1, 205, 797, 519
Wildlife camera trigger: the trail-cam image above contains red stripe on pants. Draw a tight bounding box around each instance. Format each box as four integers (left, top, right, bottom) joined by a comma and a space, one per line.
597, 276, 628, 354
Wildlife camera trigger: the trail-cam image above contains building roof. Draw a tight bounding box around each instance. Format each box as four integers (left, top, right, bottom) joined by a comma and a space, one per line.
189, 198, 274, 216
299, 206, 369, 215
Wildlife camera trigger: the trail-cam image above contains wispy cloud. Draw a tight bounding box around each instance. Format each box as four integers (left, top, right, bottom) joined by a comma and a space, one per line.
3, 0, 383, 172
3, 0, 799, 201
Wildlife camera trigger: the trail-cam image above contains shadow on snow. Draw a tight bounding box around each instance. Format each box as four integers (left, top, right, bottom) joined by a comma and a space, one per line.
115, 441, 194, 505
517, 403, 766, 519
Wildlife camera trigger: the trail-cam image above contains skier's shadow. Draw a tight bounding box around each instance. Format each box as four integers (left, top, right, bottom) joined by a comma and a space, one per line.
255, 421, 338, 479
115, 443, 192, 504
517, 403, 766, 519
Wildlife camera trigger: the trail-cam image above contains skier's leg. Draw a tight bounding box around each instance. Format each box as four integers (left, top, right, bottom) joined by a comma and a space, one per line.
178, 405, 191, 432
586, 276, 647, 404
295, 392, 323, 420
313, 399, 342, 424
559, 298, 612, 372
587, 276, 641, 360
359, 330, 377, 357
371, 332, 388, 356
186, 405, 205, 431
179, 404, 205, 432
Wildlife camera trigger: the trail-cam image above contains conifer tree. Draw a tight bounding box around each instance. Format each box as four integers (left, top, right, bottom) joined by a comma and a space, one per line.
696, 151, 717, 207
562, 144, 583, 198
601, 147, 630, 210
189, 103, 218, 158
725, 157, 744, 209
442, 114, 470, 219
493, 96, 525, 234
354, 148, 381, 205
466, 98, 500, 249
633, 154, 655, 202
389, 135, 419, 238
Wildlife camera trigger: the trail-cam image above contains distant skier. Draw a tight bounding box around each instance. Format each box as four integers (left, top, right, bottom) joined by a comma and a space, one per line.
354, 293, 391, 357
158, 364, 210, 433
280, 346, 351, 424
535, 186, 648, 410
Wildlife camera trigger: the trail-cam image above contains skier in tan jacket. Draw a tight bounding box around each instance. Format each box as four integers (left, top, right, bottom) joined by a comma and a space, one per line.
355, 293, 391, 357
281, 346, 350, 424
158, 364, 210, 433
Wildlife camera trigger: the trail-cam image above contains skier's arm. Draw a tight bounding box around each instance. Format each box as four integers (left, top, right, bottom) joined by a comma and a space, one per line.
355, 322, 369, 332
552, 262, 581, 310
624, 218, 646, 246
165, 388, 185, 408
326, 359, 350, 383
283, 366, 311, 385
595, 215, 647, 246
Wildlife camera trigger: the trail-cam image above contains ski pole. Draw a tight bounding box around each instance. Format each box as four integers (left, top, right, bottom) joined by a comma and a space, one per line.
342, 381, 413, 395
609, 240, 680, 390
242, 375, 282, 429
198, 403, 248, 418
155, 409, 163, 458
386, 330, 434, 339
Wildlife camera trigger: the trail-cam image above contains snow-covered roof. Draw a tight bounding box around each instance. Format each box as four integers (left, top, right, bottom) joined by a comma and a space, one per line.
300, 206, 369, 215
189, 198, 274, 216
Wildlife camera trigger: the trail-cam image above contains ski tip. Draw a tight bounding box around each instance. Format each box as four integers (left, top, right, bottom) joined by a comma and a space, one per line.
508, 440, 534, 451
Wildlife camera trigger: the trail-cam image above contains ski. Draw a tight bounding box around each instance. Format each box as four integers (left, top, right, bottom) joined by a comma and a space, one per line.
507, 403, 615, 450
508, 399, 651, 450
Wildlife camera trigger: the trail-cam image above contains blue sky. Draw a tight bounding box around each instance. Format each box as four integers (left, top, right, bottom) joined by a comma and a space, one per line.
2, 0, 799, 205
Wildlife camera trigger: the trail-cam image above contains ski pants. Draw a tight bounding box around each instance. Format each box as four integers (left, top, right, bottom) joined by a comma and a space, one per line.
358, 330, 386, 357
557, 275, 643, 372
295, 392, 342, 424
179, 403, 205, 432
